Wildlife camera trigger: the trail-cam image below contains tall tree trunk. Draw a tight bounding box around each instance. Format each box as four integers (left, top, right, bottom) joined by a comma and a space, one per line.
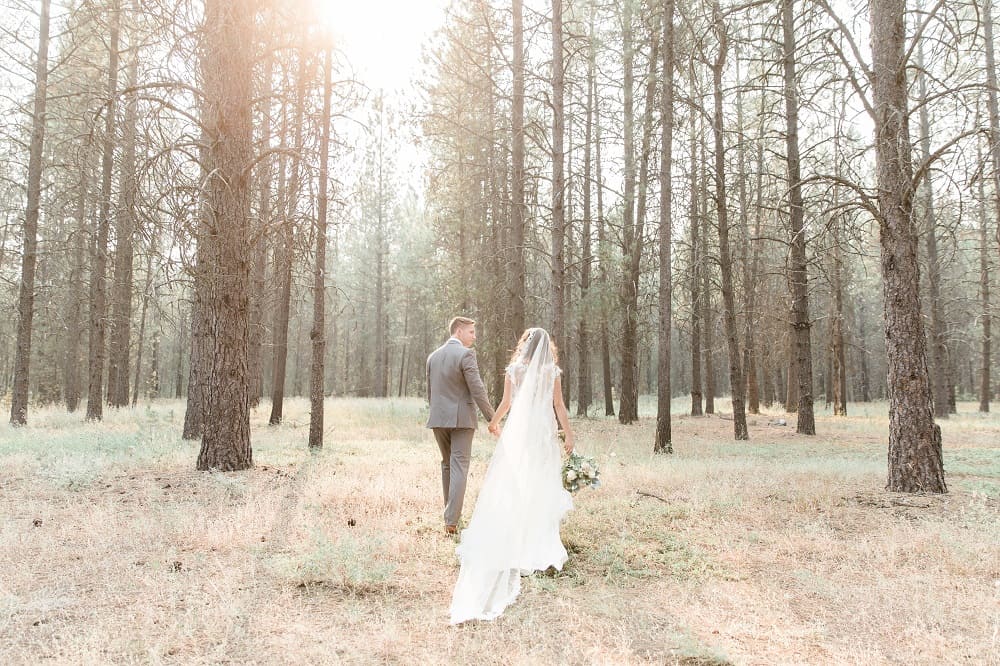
577, 9, 596, 416
488, 71, 507, 402
980, 0, 1000, 411
107, 44, 140, 408
310, 46, 333, 451
269, 61, 303, 424
183, 123, 212, 439
782, 0, 815, 435
701, 132, 716, 415
916, 43, 949, 419
986, 0, 1000, 301
195, 0, 255, 472
131, 251, 153, 407
655, 0, 675, 454
10, 0, 50, 426
977, 132, 992, 412
870, 0, 945, 492
595, 68, 615, 417
618, 0, 643, 425
710, 5, 747, 440
702, 265, 715, 413
64, 170, 87, 412
249, 53, 273, 409
831, 215, 848, 416
552, 0, 567, 406
735, 59, 757, 416
744, 138, 765, 414
374, 94, 388, 398
510, 0, 527, 337
86, 0, 120, 422
831, 94, 848, 416
689, 106, 703, 416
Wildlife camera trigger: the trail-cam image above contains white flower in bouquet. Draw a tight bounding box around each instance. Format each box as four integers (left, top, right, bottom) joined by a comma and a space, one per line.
562, 451, 601, 493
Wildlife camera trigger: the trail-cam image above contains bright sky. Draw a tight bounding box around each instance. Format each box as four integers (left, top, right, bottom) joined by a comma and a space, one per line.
316, 0, 451, 93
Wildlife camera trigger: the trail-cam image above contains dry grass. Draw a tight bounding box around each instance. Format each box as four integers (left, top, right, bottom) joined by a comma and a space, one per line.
0, 397, 997, 665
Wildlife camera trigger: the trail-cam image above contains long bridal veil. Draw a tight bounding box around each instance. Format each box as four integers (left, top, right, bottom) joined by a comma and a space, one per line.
449, 328, 573, 624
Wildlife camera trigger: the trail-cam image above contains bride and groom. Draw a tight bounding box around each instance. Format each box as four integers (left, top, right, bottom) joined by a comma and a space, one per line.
426, 316, 576, 624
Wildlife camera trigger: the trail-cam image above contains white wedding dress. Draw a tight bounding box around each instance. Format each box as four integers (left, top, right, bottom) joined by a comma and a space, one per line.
449, 329, 573, 624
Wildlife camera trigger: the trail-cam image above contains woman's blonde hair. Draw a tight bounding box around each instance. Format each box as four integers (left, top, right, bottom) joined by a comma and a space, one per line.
509, 327, 559, 365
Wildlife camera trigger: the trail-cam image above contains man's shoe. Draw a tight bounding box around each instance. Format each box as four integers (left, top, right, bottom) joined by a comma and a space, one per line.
445, 524, 458, 535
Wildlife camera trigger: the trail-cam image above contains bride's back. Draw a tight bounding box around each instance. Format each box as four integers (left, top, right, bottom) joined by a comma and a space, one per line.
506, 361, 560, 401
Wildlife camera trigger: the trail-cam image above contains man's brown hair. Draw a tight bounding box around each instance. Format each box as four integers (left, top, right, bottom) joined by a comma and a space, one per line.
449, 316, 476, 335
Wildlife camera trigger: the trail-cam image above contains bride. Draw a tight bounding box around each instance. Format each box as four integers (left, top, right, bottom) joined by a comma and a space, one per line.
449, 327, 575, 624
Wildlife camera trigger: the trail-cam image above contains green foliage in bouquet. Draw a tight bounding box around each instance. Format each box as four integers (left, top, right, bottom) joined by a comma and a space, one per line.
562, 451, 601, 493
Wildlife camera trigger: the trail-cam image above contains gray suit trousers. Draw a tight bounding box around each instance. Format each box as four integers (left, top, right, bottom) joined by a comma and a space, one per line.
433, 427, 474, 527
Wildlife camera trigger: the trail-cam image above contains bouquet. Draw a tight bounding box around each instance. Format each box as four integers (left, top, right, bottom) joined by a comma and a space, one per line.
562, 450, 601, 493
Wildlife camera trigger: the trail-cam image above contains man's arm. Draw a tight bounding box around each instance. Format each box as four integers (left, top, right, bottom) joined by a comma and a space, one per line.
461, 349, 495, 422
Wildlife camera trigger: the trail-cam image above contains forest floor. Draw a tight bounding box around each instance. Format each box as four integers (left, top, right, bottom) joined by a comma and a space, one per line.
0, 396, 997, 665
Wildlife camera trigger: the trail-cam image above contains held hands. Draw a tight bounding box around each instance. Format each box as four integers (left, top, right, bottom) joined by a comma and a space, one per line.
488, 421, 501, 437
562, 431, 575, 455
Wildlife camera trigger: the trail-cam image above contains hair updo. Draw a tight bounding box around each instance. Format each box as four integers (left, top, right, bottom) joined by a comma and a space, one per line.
508, 327, 559, 365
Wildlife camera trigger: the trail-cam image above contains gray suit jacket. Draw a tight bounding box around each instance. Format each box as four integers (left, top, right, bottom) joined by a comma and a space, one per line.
426, 339, 495, 429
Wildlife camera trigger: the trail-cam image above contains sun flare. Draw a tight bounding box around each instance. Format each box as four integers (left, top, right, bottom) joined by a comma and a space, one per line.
313, 0, 448, 91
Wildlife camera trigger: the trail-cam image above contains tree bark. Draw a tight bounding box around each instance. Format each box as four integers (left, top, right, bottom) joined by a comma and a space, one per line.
782, 0, 815, 435
735, 58, 756, 416
64, 170, 87, 413
831, 215, 848, 416
107, 44, 140, 408
374, 95, 388, 398
86, 0, 120, 422
131, 252, 153, 407
510, 0, 527, 337
980, 0, 999, 411
916, 43, 949, 419
269, 60, 301, 424
655, 0, 675, 454
552, 0, 567, 407
249, 53, 273, 409
710, 4, 748, 440
310, 46, 333, 451
744, 138, 765, 414
831, 92, 848, 416
870, 0, 945, 493
977, 132, 992, 412
701, 131, 716, 416
595, 66, 615, 417
618, 0, 645, 425
195, 0, 255, 472
689, 105, 703, 416
577, 9, 596, 416
10, 0, 50, 426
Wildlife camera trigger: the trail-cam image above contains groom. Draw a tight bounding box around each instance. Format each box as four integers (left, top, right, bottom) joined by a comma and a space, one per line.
426, 316, 495, 534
